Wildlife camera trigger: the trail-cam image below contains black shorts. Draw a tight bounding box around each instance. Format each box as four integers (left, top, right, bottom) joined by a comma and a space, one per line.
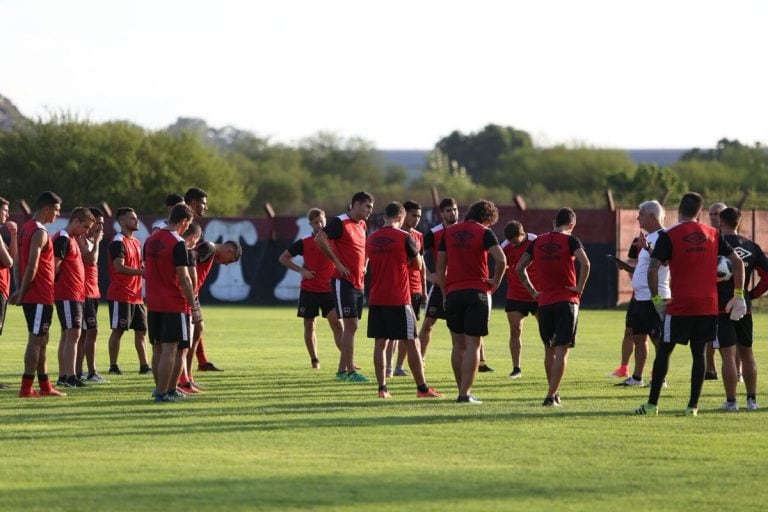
297, 290, 336, 319
662, 315, 717, 345
22, 303, 54, 336
367, 305, 418, 340
624, 297, 636, 328
714, 313, 753, 348
82, 298, 99, 331
331, 278, 364, 320
55, 300, 84, 330
505, 299, 538, 316
411, 293, 423, 321
0, 295, 7, 335
628, 299, 662, 338
538, 301, 579, 347
108, 301, 147, 331
424, 284, 446, 319
445, 289, 492, 337
148, 311, 191, 348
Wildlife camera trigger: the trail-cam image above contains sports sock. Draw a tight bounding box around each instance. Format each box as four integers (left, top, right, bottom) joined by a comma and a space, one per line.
378, 385, 388, 392
38, 374, 53, 392
632, 374, 642, 381
747, 393, 756, 401
417, 384, 429, 393
20, 374, 35, 393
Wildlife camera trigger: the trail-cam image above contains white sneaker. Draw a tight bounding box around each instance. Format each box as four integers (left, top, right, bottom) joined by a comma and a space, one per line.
721, 401, 739, 412
747, 398, 759, 410
644, 379, 668, 389
617, 377, 644, 387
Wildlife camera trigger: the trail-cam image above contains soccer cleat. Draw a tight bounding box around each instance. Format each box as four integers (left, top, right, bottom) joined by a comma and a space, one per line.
108, 365, 123, 375
138, 365, 152, 375
198, 362, 223, 372
18, 388, 41, 398
457, 395, 483, 404
553, 393, 562, 406
188, 380, 205, 390
644, 379, 668, 389
179, 382, 202, 394
417, 388, 444, 398
39, 387, 67, 397
335, 372, 348, 382
56, 376, 67, 387
704, 371, 719, 380
684, 407, 698, 416
345, 372, 370, 383
509, 368, 522, 379
634, 403, 658, 415
168, 388, 187, 399
542, 396, 555, 407
154, 393, 175, 403
617, 377, 644, 387
609, 367, 630, 378
385, 367, 393, 378
478, 364, 495, 373
747, 398, 759, 410
721, 401, 739, 412
378, 389, 392, 399
65, 376, 87, 388
311, 359, 320, 370
393, 367, 410, 377
85, 373, 109, 384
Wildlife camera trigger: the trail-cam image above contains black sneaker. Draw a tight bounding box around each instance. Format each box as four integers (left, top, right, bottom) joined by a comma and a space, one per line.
705, 371, 719, 380
456, 395, 483, 404
139, 365, 152, 375
108, 365, 123, 375
478, 364, 495, 373
554, 392, 562, 406
198, 362, 223, 372
65, 375, 87, 388
509, 368, 522, 379
543, 396, 558, 407
56, 376, 67, 387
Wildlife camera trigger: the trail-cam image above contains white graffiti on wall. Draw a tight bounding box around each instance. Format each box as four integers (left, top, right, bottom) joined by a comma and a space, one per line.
204, 219, 258, 301
274, 216, 312, 301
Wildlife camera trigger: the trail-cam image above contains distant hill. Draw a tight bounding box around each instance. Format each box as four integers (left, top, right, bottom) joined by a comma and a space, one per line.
0, 94, 26, 130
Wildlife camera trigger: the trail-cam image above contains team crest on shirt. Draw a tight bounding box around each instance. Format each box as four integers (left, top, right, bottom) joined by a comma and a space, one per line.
682, 232, 708, 244
144, 238, 166, 259
451, 230, 474, 248
370, 236, 395, 249
733, 246, 752, 262
539, 241, 560, 255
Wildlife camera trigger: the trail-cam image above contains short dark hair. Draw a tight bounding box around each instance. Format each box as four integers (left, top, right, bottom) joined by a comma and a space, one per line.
224, 240, 242, 261
385, 201, 405, 219
69, 207, 96, 224
115, 207, 135, 220
88, 206, 104, 219
0, 197, 9, 208
504, 220, 523, 240
166, 193, 185, 207
35, 191, 62, 210
465, 200, 498, 225
403, 200, 421, 212
350, 191, 374, 206
679, 192, 704, 218
554, 208, 576, 227
439, 198, 457, 210
169, 203, 194, 224
720, 207, 741, 229
307, 208, 325, 222
183, 222, 202, 239
184, 187, 208, 203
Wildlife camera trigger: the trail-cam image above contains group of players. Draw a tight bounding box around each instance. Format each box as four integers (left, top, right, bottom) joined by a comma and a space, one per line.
1, 188, 242, 402
282, 191, 761, 413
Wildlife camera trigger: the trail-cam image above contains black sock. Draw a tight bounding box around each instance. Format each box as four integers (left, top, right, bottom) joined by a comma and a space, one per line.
378, 385, 388, 392
747, 394, 756, 401
417, 384, 429, 393
632, 374, 642, 381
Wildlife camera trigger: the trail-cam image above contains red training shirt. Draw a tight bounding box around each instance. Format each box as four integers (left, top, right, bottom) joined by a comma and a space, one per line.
366, 226, 418, 306
527, 231, 583, 307
18, 219, 55, 305
107, 233, 143, 304
439, 221, 499, 294
288, 235, 334, 293
52, 230, 86, 302
324, 213, 367, 290
502, 233, 539, 302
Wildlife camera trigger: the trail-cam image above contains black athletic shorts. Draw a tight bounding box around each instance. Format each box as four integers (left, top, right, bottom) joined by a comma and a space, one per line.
624, 297, 635, 328
424, 284, 446, 319
445, 288, 491, 337
505, 299, 538, 316
108, 301, 147, 331
662, 315, 717, 345
55, 300, 84, 330
331, 278, 364, 320
297, 290, 336, 319
628, 299, 662, 338
411, 293, 423, 321
148, 311, 191, 348
22, 303, 54, 336
714, 313, 753, 348
538, 301, 579, 348
367, 304, 417, 340
82, 297, 99, 331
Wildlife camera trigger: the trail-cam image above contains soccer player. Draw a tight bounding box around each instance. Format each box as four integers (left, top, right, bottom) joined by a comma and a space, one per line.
278, 208, 342, 370
144, 203, 197, 402
501, 220, 538, 379
107, 207, 150, 375
388, 200, 426, 377
715, 207, 767, 411
76, 207, 106, 382
436, 200, 506, 404
705, 201, 727, 380
53, 207, 95, 388
616, 201, 670, 387
11, 191, 66, 398
418, 198, 458, 364
0, 197, 17, 389
607, 237, 640, 380
366, 201, 442, 399
315, 191, 374, 383
517, 208, 591, 407
635, 192, 745, 416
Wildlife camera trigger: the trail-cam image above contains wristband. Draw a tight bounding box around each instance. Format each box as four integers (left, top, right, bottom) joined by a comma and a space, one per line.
734, 289, 745, 298
651, 295, 663, 305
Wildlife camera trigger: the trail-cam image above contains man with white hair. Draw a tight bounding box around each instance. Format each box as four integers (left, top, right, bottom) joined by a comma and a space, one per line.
617, 200, 670, 387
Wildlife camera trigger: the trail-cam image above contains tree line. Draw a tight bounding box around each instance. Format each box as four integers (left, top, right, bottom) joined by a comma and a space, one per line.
0, 115, 765, 216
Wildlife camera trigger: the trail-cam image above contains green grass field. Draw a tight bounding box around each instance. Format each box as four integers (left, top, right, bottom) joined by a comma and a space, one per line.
1, 305, 767, 511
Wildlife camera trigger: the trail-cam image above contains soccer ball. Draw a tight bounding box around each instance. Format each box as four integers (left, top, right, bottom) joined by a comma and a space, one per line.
717, 255, 733, 281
